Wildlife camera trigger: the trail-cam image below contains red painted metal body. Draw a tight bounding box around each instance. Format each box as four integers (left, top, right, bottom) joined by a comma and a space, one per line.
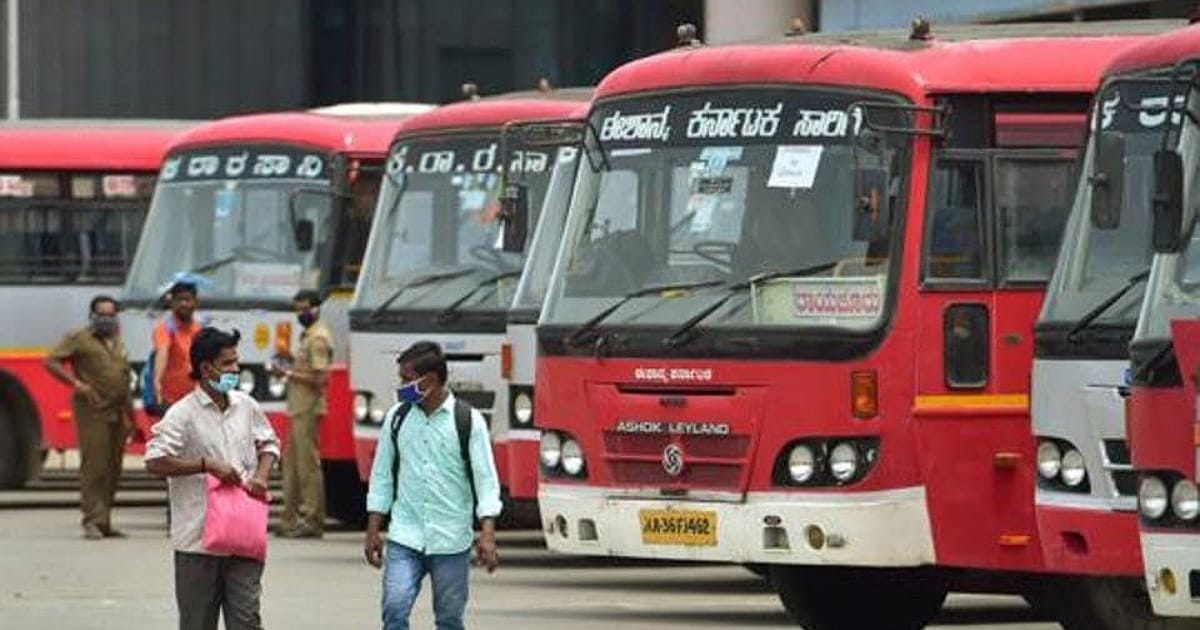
535, 28, 1161, 577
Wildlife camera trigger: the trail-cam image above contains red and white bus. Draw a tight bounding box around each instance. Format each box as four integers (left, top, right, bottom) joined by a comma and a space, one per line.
0, 120, 193, 489
533, 22, 1166, 629
347, 91, 589, 516
503, 105, 591, 512
1031, 21, 1200, 629
120, 103, 431, 525
1121, 23, 1200, 619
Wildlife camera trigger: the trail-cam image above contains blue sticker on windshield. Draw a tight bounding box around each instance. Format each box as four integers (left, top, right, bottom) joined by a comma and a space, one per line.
699, 146, 743, 174
215, 189, 235, 219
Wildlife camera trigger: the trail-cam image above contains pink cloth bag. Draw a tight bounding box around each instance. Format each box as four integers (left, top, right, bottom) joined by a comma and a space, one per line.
202, 475, 270, 562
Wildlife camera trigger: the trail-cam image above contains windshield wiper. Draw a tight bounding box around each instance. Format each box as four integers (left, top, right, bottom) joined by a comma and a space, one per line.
662, 262, 840, 347
1065, 269, 1150, 342
435, 270, 523, 324
187, 256, 237, 275
369, 268, 477, 320
563, 279, 725, 348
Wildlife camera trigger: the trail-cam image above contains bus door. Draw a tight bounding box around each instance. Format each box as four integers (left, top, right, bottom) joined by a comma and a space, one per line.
914, 145, 1077, 569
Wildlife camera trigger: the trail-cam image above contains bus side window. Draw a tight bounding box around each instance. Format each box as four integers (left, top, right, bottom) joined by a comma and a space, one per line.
924, 158, 986, 283
995, 156, 1076, 284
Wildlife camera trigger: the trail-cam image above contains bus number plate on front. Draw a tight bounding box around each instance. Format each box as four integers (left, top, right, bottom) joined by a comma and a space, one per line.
639, 509, 717, 546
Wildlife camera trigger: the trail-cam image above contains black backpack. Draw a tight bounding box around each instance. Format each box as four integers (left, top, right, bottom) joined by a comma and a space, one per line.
387, 398, 477, 509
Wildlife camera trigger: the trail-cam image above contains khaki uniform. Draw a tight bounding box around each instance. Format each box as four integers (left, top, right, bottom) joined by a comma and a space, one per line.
282, 319, 333, 532
48, 328, 131, 531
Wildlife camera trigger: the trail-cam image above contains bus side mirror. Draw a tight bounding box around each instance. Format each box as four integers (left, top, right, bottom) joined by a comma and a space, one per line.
294, 220, 315, 253
288, 188, 335, 253
1152, 149, 1184, 253
1089, 132, 1125, 229
499, 183, 529, 253
853, 168, 891, 242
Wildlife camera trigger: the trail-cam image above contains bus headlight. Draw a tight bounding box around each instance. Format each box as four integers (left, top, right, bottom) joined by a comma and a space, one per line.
829, 442, 860, 483
561, 438, 585, 476
238, 369, 256, 393
369, 400, 386, 423
353, 393, 369, 421
1060, 449, 1087, 487
513, 392, 533, 425
539, 432, 562, 469
1036, 441, 1061, 480
129, 368, 139, 394
1173, 479, 1200, 521
788, 443, 817, 484
268, 374, 286, 398
1140, 476, 1169, 520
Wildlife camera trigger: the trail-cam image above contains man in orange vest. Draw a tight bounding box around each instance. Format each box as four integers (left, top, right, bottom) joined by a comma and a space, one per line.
153, 282, 203, 411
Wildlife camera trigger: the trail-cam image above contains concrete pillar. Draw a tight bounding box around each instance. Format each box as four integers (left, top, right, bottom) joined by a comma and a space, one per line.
703, 0, 815, 45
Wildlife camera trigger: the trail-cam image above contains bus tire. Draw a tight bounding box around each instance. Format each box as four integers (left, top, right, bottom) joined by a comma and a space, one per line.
322, 460, 367, 529
744, 563, 771, 580
771, 565, 947, 630
1046, 577, 1200, 630
0, 376, 42, 489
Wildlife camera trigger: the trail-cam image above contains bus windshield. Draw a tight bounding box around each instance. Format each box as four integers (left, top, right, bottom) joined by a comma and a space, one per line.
125, 145, 337, 303
541, 88, 909, 334
511, 145, 581, 313
352, 135, 559, 313
1135, 111, 1200, 343
1041, 81, 1173, 329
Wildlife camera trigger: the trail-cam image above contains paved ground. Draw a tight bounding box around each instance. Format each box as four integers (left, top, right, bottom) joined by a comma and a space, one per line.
0, 505, 1062, 629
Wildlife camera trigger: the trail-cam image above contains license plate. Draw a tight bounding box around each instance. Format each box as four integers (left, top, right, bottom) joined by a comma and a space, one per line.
639, 509, 717, 546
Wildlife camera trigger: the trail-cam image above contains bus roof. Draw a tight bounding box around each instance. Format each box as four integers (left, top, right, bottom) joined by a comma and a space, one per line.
594, 20, 1182, 103
0, 119, 195, 170
1103, 22, 1200, 77
394, 88, 593, 138
170, 103, 434, 158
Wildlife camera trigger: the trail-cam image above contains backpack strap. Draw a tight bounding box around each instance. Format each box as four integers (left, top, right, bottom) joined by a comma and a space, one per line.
453, 398, 477, 512
386, 398, 478, 514
387, 401, 412, 507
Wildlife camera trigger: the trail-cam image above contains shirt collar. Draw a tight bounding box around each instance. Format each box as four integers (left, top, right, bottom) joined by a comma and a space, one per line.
195, 386, 236, 410
429, 390, 456, 417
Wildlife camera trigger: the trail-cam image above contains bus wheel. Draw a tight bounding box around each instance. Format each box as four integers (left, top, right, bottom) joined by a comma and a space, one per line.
771, 565, 947, 630
0, 383, 40, 489
322, 461, 366, 529
744, 563, 771, 580
1049, 577, 1200, 630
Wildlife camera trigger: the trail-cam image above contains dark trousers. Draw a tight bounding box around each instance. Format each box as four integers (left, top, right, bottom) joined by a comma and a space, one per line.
75, 407, 124, 529
174, 551, 265, 630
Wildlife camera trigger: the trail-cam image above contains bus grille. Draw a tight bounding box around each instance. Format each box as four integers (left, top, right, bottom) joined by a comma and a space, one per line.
602, 432, 750, 490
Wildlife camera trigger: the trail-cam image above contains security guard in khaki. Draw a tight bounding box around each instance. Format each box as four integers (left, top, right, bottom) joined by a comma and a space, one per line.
44, 295, 135, 540
277, 290, 333, 538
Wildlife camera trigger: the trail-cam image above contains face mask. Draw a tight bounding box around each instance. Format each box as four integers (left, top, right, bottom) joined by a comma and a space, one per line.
91, 314, 119, 335
396, 376, 428, 404
209, 371, 239, 394
297, 309, 317, 328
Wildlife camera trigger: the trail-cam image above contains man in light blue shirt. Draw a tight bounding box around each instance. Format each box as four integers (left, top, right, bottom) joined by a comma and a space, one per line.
364, 341, 502, 630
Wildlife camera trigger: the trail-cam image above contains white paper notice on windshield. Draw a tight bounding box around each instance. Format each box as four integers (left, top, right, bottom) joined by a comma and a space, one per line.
767, 145, 823, 189
234, 263, 302, 298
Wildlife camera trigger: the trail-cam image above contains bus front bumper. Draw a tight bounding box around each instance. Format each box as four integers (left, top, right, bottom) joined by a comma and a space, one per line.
538, 483, 935, 566
1142, 532, 1200, 617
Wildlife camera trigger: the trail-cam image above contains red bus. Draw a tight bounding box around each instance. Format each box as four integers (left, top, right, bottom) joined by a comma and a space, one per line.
1121, 23, 1200, 619
120, 103, 431, 525
0, 120, 193, 489
1030, 21, 1200, 630
346, 90, 589, 518
533, 22, 1166, 629
503, 104, 592, 510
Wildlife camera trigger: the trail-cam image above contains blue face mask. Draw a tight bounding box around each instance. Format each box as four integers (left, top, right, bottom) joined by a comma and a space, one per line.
210, 372, 240, 394
396, 376, 428, 404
